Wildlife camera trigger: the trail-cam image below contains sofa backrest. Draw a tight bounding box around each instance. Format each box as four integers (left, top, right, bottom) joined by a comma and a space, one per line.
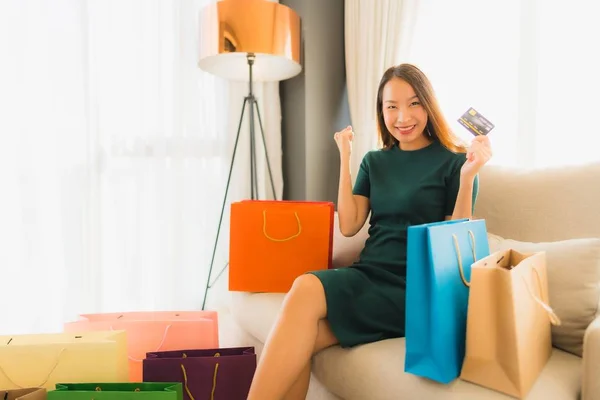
475, 162, 600, 242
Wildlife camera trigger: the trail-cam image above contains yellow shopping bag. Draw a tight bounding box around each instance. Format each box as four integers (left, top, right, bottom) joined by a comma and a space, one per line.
0, 331, 128, 390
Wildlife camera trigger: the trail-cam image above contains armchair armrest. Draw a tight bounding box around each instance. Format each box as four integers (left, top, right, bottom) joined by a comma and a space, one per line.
582, 315, 600, 399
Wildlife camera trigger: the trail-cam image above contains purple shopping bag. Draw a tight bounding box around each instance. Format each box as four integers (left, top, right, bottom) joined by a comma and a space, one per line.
142, 347, 256, 400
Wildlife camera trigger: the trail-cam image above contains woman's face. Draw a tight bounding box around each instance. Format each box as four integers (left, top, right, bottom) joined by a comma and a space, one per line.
382, 78, 430, 150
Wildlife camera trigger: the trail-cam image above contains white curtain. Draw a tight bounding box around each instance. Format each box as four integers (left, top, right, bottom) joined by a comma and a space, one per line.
406, 0, 600, 169
344, 0, 419, 177
0, 0, 283, 335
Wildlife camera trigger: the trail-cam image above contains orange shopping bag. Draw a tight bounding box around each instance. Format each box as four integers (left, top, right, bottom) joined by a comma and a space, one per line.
229, 200, 334, 293
63, 311, 218, 382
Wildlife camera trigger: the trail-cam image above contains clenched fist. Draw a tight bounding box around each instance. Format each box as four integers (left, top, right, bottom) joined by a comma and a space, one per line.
334, 126, 354, 158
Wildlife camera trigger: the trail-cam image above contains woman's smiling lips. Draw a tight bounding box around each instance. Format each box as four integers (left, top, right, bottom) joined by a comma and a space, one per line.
396, 124, 416, 135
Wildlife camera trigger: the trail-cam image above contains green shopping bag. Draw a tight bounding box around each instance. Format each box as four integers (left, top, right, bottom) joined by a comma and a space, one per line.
47, 383, 182, 400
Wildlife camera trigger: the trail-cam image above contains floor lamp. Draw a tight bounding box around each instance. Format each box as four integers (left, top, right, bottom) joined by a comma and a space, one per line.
197, 0, 302, 310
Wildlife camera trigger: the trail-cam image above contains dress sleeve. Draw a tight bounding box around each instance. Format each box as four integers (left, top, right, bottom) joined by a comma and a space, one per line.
445, 159, 479, 216
352, 153, 371, 197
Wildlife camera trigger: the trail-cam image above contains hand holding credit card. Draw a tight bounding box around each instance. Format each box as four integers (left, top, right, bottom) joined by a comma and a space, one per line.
458, 107, 495, 136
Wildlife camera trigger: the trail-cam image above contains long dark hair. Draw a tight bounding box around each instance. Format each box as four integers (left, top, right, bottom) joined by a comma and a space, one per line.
376, 64, 466, 153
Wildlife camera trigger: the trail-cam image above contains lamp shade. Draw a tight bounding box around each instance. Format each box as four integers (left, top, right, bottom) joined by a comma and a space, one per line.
198, 0, 301, 82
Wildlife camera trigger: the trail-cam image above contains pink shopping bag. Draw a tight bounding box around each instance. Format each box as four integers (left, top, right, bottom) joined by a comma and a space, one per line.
63, 311, 218, 382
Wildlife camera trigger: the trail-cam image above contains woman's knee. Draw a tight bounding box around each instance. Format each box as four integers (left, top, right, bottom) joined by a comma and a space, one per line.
290, 274, 325, 300
284, 274, 327, 318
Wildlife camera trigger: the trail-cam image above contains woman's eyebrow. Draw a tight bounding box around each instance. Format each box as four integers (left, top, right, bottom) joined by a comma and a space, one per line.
384, 96, 418, 103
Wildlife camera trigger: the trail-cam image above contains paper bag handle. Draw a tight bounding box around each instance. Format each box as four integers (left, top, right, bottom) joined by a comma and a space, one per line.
110, 324, 172, 362
452, 230, 477, 288
93, 386, 142, 392
522, 268, 561, 326
262, 210, 302, 242
180, 352, 220, 400
0, 347, 66, 389
91, 386, 141, 399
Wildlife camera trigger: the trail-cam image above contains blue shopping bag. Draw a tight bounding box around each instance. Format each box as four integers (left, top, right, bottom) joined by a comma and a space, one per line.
404, 218, 490, 384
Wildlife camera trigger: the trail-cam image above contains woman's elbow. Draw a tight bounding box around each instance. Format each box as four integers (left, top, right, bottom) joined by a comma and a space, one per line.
339, 223, 358, 237
340, 229, 356, 238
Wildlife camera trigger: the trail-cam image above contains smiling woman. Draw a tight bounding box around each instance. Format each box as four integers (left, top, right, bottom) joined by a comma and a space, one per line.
381, 83, 430, 150
376, 64, 466, 154
246, 63, 489, 400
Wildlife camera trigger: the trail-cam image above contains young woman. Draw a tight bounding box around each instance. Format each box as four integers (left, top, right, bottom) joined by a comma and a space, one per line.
247, 63, 493, 400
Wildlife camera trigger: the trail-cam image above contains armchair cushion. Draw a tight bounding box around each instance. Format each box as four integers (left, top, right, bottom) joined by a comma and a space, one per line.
487, 233, 600, 357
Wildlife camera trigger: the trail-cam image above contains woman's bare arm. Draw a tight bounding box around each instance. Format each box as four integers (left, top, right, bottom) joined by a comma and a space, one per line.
337, 152, 370, 237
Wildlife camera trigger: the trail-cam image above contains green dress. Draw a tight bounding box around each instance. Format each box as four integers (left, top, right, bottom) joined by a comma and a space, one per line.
309, 140, 478, 348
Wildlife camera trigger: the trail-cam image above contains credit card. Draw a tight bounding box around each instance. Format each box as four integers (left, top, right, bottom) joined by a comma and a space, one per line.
458, 107, 495, 136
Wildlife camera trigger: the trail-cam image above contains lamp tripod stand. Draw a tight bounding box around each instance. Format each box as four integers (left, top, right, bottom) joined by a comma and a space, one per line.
201, 53, 277, 310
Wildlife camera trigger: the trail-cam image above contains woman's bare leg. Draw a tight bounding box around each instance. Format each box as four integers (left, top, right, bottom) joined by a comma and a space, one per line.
284, 364, 311, 400
283, 319, 338, 400
247, 275, 335, 400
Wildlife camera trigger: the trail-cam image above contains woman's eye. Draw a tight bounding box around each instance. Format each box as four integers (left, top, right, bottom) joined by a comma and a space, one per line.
410, 101, 420, 107
387, 106, 396, 109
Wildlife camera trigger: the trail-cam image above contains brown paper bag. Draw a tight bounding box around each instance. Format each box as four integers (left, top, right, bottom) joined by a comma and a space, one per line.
460, 249, 560, 399
0, 388, 46, 400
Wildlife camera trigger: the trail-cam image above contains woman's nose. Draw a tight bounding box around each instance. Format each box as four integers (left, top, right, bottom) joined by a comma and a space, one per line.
396, 111, 406, 123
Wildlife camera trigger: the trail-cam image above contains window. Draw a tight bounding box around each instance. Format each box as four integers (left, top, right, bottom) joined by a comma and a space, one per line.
408, 0, 600, 168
